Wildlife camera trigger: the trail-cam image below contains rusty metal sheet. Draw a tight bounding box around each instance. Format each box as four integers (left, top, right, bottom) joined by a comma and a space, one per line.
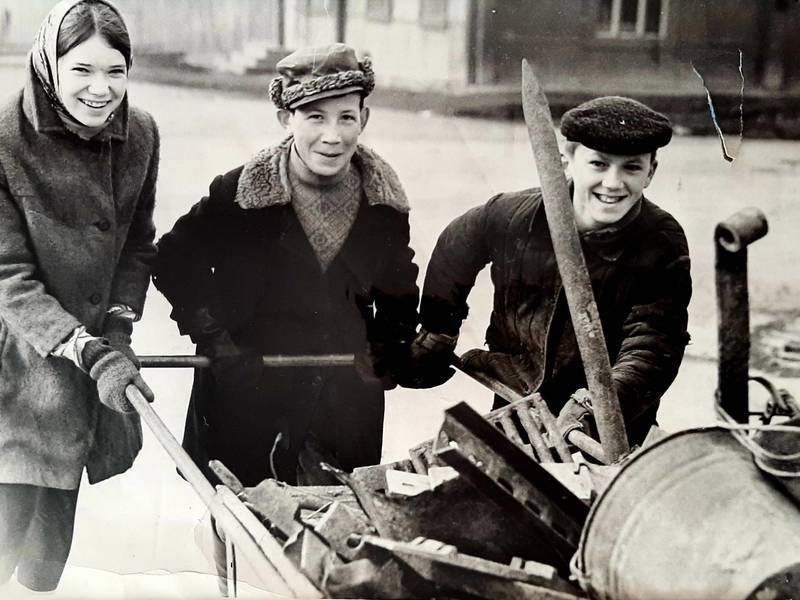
244, 479, 305, 542
337, 459, 566, 567
434, 401, 589, 570
326, 535, 586, 600
314, 501, 374, 560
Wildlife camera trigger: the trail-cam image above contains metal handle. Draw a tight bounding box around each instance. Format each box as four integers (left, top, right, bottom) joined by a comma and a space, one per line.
139, 354, 355, 368
125, 386, 322, 597
521, 59, 628, 462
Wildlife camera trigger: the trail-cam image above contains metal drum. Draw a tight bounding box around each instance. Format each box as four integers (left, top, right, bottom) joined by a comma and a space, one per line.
575, 428, 800, 600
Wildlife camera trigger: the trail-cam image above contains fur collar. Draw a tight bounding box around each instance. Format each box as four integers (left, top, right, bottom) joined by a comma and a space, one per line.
235, 136, 409, 213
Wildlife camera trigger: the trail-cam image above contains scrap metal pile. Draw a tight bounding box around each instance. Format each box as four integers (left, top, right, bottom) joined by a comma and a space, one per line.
210, 396, 594, 599
202, 373, 800, 599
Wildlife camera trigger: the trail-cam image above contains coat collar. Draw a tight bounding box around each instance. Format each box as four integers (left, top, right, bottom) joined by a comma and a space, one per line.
580, 198, 646, 262
529, 183, 646, 262
22, 62, 129, 142
235, 136, 409, 213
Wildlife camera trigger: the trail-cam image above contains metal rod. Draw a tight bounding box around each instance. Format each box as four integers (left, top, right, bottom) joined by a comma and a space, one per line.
454, 358, 589, 463
125, 386, 321, 597
521, 59, 629, 462
216, 486, 323, 599
498, 413, 528, 454
568, 431, 605, 463
714, 207, 768, 423
525, 394, 576, 464
139, 354, 355, 368
517, 406, 555, 463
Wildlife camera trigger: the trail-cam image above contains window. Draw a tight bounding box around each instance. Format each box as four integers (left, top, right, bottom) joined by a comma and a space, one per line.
366, 0, 393, 23
420, 0, 448, 29
598, 0, 667, 38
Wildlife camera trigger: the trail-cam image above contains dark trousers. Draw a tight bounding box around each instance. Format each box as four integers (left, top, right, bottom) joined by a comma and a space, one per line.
0, 483, 79, 592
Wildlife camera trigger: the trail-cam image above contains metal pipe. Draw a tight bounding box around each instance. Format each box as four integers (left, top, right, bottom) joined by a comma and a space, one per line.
139, 354, 355, 369
520, 59, 629, 462
125, 386, 321, 597
715, 207, 769, 422
526, 393, 578, 464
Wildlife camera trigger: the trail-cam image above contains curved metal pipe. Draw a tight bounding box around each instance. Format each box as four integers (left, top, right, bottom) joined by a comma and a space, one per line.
715, 207, 769, 422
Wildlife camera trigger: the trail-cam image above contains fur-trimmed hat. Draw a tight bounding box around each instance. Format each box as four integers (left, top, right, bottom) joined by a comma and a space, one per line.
269, 43, 375, 110
560, 96, 672, 155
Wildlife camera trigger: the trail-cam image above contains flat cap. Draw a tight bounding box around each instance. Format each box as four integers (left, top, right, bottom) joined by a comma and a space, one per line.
269, 43, 375, 110
560, 96, 672, 155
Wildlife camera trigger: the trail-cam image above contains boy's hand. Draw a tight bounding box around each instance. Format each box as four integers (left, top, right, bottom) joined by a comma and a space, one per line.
82, 338, 153, 413
397, 329, 456, 389
556, 388, 594, 440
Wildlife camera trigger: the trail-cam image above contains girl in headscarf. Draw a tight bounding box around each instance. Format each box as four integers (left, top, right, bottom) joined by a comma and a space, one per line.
0, 0, 158, 591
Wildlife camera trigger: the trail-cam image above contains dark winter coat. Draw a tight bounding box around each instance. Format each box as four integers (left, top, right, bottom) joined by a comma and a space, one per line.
0, 66, 159, 489
421, 188, 691, 445
153, 138, 419, 485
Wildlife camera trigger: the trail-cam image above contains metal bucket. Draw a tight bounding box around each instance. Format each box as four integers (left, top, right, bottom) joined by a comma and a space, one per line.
575, 428, 800, 600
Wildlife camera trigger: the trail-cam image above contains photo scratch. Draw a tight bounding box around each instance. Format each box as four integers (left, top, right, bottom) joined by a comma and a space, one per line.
691, 49, 744, 163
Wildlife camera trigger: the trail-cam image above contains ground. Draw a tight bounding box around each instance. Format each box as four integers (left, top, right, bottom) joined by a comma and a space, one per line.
1, 61, 799, 599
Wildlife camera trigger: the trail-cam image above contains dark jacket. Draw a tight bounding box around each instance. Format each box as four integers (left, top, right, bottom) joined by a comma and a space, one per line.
421, 188, 691, 445
153, 138, 419, 485
0, 66, 159, 489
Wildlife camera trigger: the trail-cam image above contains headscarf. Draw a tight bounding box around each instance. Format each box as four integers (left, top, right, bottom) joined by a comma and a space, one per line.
29, 0, 129, 139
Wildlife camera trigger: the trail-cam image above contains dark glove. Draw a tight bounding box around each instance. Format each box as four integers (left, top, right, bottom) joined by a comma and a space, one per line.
180, 307, 263, 395
459, 349, 537, 396
82, 338, 154, 413
102, 315, 139, 368
204, 332, 264, 396
355, 342, 401, 391
185, 307, 264, 396
556, 388, 594, 441
396, 329, 457, 389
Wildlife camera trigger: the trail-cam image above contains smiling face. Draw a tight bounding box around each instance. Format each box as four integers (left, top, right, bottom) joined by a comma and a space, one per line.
278, 93, 369, 180
565, 143, 657, 231
57, 33, 127, 128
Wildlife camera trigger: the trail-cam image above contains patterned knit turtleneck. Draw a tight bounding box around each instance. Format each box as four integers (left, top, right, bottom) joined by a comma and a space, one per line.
288, 145, 362, 271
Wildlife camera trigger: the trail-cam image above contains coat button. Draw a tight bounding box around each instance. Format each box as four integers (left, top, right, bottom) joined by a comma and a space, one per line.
89, 293, 102, 305
95, 219, 111, 231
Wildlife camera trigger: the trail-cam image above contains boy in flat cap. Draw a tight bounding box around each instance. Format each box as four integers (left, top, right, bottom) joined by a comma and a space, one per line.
153, 43, 419, 489
414, 96, 691, 446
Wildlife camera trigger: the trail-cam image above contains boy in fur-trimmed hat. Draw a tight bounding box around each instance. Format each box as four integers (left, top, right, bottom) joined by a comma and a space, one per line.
412, 96, 691, 447
153, 43, 419, 490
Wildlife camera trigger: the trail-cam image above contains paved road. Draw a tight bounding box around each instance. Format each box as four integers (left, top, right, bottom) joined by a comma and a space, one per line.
1, 64, 799, 598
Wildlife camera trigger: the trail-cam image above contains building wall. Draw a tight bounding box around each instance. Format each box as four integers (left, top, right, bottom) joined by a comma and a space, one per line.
348, 0, 471, 90
0, 0, 280, 60
479, 0, 782, 94
119, 0, 280, 58
284, 0, 339, 49
0, 0, 52, 49
2, 0, 793, 92
283, 0, 471, 90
